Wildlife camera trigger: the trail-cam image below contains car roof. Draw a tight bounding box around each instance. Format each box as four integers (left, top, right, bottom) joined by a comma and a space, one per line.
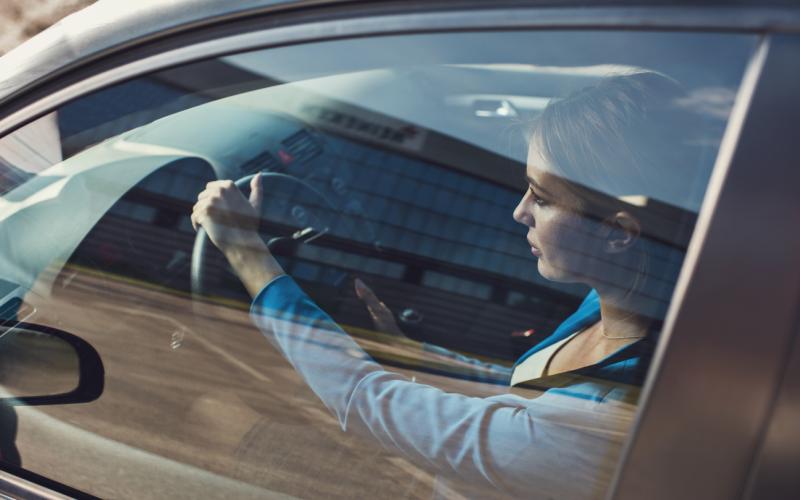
0, 0, 305, 105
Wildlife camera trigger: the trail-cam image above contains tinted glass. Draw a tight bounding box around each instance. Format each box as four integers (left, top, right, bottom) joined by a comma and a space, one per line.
0, 30, 756, 498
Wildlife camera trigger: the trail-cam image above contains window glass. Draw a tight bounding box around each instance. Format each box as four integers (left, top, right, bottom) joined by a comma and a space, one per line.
0, 30, 756, 498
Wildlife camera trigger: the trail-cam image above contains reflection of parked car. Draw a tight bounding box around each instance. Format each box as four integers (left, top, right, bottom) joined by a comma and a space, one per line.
0, 1, 798, 499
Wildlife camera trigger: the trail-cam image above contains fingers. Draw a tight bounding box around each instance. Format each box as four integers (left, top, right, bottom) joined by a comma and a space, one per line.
194, 179, 237, 226
193, 178, 266, 242
355, 278, 391, 318
197, 180, 235, 202
197, 181, 225, 203
206, 179, 234, 189
191, 198, 210, 231
249, 173, 263, 211
191, 210, 207, 232
354, 278, 405, 337
354, 278, 381, 305
199, 179, 260, 210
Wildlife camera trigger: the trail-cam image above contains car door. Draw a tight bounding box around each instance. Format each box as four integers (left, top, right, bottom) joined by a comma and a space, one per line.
0, 2, 797, 499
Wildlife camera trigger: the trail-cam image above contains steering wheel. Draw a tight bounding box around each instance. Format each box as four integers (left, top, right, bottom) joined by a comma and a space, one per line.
190, 172, 339, 302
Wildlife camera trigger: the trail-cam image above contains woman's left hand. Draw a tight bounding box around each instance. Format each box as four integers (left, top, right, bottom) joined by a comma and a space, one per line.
354, 278, 407, 338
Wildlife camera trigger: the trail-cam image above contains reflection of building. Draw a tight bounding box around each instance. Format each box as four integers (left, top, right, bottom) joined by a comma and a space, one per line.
59, 59, 692, 363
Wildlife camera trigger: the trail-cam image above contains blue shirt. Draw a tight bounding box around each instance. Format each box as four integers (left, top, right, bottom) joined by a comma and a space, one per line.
512, 290, 651, 396
250, 275, 647, 499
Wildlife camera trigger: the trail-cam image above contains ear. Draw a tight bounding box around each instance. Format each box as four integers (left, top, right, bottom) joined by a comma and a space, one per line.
601, 211, 641, 254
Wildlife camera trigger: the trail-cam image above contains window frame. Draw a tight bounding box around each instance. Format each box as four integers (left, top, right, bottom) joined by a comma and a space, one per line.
612, 34, 800, 500
1, 3, 799, 499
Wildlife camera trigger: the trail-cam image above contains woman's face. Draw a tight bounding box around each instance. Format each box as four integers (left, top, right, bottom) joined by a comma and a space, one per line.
513, 145, 605, 284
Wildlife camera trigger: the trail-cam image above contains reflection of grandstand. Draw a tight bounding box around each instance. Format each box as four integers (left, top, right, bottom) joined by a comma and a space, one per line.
59, 59, 695, 362
68, 140, 584, 362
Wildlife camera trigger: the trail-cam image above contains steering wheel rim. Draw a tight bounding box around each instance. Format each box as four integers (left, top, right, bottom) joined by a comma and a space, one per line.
190, 172, 337, 303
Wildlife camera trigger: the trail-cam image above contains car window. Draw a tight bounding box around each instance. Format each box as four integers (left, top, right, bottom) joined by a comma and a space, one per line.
0, 30, 757, 499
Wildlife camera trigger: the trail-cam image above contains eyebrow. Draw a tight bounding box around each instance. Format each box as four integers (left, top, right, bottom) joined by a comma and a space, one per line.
525, 175, 552, 196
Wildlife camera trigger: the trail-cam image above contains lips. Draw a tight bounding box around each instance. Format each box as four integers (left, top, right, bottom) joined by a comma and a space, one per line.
527, 239, 542, 257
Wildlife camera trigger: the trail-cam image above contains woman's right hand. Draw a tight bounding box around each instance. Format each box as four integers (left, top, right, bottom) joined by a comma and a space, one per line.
354, 278, 407, 338
191, 174, 265, 256
192, 173, 285, 297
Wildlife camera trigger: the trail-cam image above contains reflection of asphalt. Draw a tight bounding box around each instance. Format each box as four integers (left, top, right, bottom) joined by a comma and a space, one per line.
13, 269, 516, 499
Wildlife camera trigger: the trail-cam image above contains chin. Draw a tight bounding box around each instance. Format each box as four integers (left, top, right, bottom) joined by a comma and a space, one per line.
537, 259, 558, 281
537, 258, 579, 284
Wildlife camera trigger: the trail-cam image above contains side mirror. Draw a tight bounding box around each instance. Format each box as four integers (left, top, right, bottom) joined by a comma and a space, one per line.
0, 322, 104, 406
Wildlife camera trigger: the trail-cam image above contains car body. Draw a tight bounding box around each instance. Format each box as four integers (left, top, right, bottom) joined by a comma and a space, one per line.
0, 1, 798, 499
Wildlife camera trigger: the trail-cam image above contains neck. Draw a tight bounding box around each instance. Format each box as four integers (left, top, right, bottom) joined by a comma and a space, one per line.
594, 286, 654, 339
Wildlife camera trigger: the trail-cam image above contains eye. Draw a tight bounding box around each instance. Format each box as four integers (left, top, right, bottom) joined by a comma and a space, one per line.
528, 186, 547, 207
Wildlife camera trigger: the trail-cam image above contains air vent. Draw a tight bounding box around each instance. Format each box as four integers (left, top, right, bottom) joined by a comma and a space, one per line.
280, 130, 323, 164
240, 151, 280, 174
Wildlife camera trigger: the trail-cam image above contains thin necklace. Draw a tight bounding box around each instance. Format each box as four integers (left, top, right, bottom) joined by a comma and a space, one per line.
597, 322, 647, 340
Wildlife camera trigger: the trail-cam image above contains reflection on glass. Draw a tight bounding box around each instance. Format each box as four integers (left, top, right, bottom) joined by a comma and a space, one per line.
0, 29, 755, 500
198, 72, 716, 498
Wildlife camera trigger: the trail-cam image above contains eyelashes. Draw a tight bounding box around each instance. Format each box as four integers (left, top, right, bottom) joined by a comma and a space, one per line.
528, 186, 548, 206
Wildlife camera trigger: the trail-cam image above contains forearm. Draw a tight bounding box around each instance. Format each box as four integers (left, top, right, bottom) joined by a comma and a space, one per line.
422, 343, 513, 380
223, 235, 285, 297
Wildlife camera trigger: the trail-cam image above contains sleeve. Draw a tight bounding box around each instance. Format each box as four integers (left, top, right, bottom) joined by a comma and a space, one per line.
420, 342, 513, 382
250, 275, 634, 498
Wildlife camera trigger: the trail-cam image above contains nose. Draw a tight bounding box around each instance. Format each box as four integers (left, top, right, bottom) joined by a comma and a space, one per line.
513, 191, 534, 227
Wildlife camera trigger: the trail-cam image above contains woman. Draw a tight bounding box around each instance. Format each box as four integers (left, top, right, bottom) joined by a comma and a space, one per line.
191, 72, 701, 498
